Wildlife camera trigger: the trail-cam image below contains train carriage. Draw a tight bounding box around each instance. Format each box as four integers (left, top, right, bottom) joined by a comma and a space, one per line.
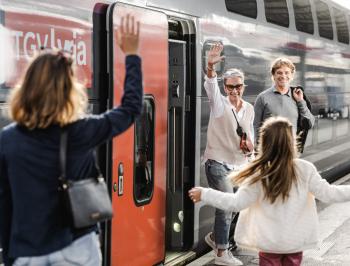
1, 0, 350, 265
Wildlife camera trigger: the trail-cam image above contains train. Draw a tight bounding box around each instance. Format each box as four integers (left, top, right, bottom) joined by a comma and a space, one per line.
1, 0, 350, 265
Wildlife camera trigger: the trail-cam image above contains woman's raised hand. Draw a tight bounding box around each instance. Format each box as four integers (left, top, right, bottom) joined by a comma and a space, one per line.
207, 42, 224, 68
117, 14, 140, 55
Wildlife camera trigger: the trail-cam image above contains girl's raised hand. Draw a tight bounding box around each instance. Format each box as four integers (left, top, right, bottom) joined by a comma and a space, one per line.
188, 187, 202, 203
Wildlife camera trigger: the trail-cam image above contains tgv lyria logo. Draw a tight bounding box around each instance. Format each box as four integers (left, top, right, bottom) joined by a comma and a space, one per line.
11, 28, 88, 65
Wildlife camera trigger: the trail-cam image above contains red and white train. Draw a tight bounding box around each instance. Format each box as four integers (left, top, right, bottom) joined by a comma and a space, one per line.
1, 0, 350, 265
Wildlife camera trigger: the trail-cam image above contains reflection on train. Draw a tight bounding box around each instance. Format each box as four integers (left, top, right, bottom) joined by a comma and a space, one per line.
1, 0, 350, 265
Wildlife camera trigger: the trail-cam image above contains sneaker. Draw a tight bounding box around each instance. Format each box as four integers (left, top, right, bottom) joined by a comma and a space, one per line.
215, 250, 243, 266
205, 232, 217, 251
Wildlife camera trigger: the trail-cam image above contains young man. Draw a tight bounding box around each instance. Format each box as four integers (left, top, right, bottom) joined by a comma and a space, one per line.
253, 57, 314, 143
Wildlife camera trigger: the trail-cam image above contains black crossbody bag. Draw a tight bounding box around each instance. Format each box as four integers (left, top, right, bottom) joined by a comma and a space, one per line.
231, 109, 253, 154
59, 128, 113, 228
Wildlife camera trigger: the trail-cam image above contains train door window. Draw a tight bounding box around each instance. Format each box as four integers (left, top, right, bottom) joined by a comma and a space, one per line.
292, 0, 314, 34
333, 8, 349, 44
315, 0, 333, 40
225, 0, 257, 19
134, 97, 155, 206
264, 0, 289, 28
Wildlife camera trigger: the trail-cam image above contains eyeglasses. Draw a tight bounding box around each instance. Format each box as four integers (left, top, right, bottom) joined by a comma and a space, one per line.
225, 83, 245, 91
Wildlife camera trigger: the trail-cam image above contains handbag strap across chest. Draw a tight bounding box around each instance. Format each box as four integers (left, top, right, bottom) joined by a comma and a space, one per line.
231, 109, 245, 137
231, 109, 241, 128
59, 128, 103, 184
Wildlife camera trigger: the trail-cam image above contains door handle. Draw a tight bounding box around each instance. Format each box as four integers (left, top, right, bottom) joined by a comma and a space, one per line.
172, 107, 176, 193
117, 162, 124, 196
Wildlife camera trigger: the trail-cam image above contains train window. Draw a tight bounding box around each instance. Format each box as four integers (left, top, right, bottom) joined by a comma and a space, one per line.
333, 8, 349, 44
168, 19, 183, 40
292, 0, 314, 34
225, 0, 257, 19
0, 8, 4, 24
315, 0, 333, 40
134, 98, 154, 206
264, 0, 289, 28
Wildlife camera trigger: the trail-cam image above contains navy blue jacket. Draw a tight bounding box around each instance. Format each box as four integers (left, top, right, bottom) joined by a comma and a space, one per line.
0, 55, 143, 265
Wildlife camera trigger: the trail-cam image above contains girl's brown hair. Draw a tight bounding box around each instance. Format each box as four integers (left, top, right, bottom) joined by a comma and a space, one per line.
9, 50, 87, 129
230, 117, 298, 203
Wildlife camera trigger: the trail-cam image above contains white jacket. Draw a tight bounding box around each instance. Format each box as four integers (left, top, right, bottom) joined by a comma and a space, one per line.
200, 158, 350, 253
203, 75, 254, 166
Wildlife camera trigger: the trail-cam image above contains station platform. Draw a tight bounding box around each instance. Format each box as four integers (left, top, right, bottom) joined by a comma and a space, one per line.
1, 177, 350, 266
187, 173, 350, 266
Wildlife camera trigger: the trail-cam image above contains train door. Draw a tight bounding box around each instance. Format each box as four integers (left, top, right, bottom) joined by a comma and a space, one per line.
166, 18, 196, 257
107, 3, 168, 266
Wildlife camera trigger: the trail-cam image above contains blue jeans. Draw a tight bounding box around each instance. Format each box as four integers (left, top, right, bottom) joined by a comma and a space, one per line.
205, 159, 234, 250
13, 232, 101, 266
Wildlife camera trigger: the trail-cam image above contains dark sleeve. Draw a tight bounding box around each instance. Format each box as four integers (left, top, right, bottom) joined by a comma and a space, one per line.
75, 55, 143, 148
253, 95, 264, 144
0, 133, 12, 266
296, 100, 315, 128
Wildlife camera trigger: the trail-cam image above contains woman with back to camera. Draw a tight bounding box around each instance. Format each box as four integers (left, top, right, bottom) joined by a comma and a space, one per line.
0, 15, 142, 266
190, 116, 350, 266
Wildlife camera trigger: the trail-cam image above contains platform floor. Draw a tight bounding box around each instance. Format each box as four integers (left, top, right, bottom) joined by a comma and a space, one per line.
188, 174, 350, 266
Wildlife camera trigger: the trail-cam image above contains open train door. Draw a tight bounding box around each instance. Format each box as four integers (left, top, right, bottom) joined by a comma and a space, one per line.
107, 3, 168, 266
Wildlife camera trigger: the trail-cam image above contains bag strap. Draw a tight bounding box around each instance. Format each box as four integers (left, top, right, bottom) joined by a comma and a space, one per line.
231, 109, 240, 127
59, 128, 103, 184
93, 151, 104, 178
59, 128, 68, 182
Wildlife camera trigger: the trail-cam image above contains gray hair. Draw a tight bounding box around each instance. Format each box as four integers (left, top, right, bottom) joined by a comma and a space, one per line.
223, 68, 245, 84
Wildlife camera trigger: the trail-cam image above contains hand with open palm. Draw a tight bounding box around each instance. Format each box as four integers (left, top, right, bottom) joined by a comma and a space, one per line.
117, 14, 140, 55
207, 42, 225, 69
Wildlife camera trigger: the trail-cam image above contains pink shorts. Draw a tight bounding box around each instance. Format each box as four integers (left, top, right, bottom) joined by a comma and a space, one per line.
259, 251, 303, 266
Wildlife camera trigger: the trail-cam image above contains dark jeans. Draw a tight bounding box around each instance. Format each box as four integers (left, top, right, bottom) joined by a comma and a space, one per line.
205, 159, 234, 250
